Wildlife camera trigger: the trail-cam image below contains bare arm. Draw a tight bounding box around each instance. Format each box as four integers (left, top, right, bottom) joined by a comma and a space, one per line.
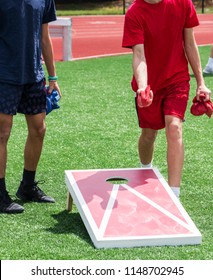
42, 24, 61, 95
184, 28, 210, 100
132, 44, 153, 105
132, 44, 148, 91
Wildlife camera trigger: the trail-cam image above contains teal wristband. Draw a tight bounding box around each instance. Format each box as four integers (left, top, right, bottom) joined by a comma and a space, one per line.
48, 75, 58, 81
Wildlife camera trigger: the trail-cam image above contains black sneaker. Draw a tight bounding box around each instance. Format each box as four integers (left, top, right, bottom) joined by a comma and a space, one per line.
16, 181, 55, 203
0, 189, 24, 214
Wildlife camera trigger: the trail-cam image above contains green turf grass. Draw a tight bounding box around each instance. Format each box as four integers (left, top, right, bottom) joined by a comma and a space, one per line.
0, 46, 212, 260
56, 3, 124, 16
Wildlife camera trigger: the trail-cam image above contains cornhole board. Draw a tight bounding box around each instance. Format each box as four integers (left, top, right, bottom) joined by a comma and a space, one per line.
65, 168, 202, 248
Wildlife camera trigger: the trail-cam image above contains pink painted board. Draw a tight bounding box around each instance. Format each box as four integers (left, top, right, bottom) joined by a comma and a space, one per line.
65, 168, 201, 248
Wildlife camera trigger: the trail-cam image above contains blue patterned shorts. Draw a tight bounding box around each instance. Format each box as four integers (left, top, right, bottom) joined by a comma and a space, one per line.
0, 80, 46, 115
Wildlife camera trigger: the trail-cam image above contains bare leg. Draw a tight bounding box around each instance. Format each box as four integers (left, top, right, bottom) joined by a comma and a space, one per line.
24, 113, 46, 171
138, 128, 158, 165
0, 113, 24, 213
16, 113, 54, 203
203, 45, 213, 73
165, 115, 184, 188
0, 113, 13, 178
210, 45, 213, 58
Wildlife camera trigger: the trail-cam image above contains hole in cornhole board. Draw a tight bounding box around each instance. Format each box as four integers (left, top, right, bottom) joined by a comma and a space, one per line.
65, 168, 202, 249
106, 177, 128, 185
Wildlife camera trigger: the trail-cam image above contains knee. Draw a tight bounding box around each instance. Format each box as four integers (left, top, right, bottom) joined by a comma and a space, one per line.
0, 123, 12, 143
37, 124, 46, 139
166, 121, 182, 141
141, 129, 158, 144
29, 123, 46, 140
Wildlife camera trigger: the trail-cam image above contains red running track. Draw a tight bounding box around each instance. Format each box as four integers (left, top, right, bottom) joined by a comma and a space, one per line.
51, 14, 213, 61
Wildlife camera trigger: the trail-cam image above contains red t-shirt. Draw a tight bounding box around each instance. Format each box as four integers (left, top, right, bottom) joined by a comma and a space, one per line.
122, 0, 199, 92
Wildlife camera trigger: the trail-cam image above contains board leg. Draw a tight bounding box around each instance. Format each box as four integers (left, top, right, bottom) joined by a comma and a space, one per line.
66, 192, 73, 212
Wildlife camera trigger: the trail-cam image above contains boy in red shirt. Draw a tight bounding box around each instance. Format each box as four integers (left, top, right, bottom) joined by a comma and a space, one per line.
122, 0, 211, 198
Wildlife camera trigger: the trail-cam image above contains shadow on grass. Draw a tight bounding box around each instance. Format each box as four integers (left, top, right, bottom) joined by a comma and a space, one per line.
46, 210, 94, 247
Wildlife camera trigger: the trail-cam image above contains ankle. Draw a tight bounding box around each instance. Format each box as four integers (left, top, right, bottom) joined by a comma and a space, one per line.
170, 186, 180, 198
22, 169, 36, 186
141, 162, 152, 168
0, 178, 6, 190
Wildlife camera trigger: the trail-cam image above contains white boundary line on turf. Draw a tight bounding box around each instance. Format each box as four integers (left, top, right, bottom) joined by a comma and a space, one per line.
71, 51, 132, 61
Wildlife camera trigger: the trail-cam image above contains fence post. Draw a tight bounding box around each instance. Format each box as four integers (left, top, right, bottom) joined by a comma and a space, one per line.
202, 0, 205, 13
63, 19, 72, 61
123, 0, 126, 14
49, 17, 72, 61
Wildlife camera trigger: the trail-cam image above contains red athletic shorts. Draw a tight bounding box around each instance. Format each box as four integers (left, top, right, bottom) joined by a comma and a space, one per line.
135, 82, 190, 130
